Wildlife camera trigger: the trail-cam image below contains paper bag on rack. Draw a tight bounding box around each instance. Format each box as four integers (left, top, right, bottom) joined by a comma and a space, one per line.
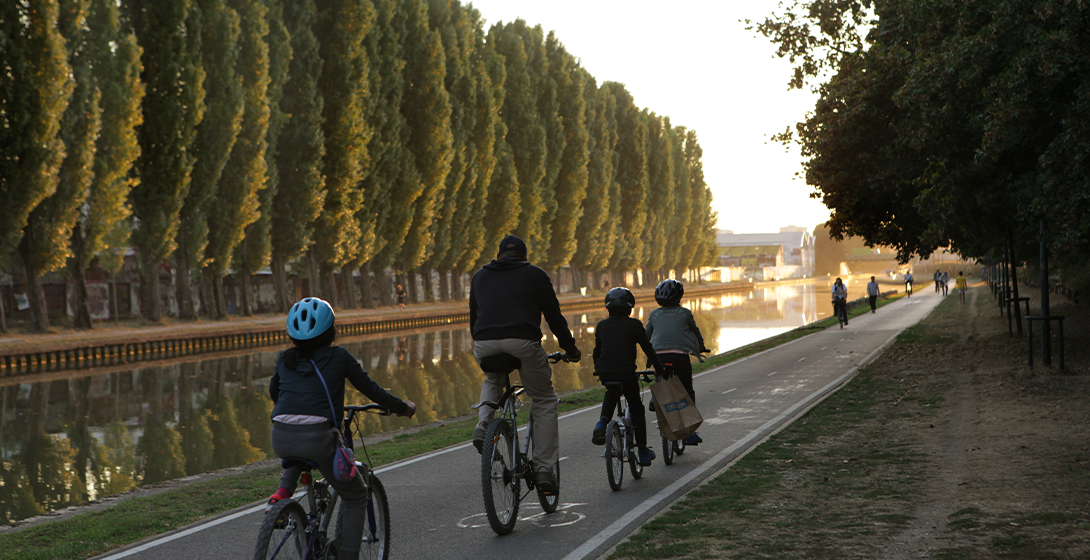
650, 375, 702, 441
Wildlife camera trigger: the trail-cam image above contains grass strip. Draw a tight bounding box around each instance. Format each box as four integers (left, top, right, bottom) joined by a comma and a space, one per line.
0, 293, 909, 560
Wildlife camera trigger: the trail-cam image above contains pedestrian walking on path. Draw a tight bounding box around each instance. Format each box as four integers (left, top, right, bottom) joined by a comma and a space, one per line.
867, 276, 880, 313
956, 271, 967, 303
396, 284, 407, 310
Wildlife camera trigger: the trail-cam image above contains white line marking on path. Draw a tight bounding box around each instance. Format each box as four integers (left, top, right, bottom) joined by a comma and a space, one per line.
561, 372, 854, 560
798, 357, 806, 362
722, 388, 736, 395
766, 371, 778, 377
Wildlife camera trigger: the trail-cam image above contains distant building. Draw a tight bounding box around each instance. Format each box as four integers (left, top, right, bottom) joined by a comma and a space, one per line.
714, 227, 815, 280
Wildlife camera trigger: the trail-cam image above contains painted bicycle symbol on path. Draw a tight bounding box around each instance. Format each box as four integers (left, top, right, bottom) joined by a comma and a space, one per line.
457, 502, 587, 530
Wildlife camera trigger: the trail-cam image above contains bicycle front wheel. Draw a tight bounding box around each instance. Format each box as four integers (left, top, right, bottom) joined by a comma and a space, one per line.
254, 500, 308, 560
481, 419, 519, 535
605, 421, 623, 491
628, 434, 643, 480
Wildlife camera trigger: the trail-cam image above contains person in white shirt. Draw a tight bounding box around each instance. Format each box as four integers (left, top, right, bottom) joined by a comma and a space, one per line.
831, 278, 848, 325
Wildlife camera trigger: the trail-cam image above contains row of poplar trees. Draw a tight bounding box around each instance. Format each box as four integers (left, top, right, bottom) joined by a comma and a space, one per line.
1, 0, 718, 333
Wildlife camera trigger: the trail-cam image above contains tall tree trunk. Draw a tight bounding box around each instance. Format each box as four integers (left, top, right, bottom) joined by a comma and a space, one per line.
71, 234, 93, 330
451, 272, 463, 302
240, 273, 253, 316
406, 272, 418, 303
142, 257, 162, 322
239, 243, 253, 317
16, 249, 49, 332
0, 274, 8, 333
175, 222, 197, 319
438, 269, 450, 302
305, 249, 321, 298
1008, 228, 1023, 336
321, 268, 338, 307
109, 276, 120, 324
209, 271, 227, 319
421, 270, 434, 303
341, 266, 358, 309
271, 252, 290, 312
358, 266, 373, 309
375, 268, 392, 306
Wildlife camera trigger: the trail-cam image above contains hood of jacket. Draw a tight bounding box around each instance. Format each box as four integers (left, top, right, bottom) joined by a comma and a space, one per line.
483, 257, 532, 272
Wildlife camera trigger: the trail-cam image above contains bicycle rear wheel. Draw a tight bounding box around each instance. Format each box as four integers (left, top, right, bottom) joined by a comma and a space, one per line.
674, 439, 686, 456
536, 461, 560, 513
481, 419, 519, 535
662, 436, 674, 465
254, 500, 308, 560
605, 421, 623, 491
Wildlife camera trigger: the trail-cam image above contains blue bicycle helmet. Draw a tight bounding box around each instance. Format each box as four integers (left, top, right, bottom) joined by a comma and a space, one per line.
287, 297, 335, 340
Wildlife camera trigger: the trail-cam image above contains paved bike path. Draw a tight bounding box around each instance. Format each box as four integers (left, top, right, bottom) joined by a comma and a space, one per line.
95, 291, 943, 560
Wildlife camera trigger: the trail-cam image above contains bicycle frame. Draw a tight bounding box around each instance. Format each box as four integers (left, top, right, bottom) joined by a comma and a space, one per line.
489, 373, 535, 499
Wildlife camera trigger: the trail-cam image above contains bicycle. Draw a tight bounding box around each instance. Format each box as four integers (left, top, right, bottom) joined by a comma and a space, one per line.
658, 352, 703, 466
474, 351, 569, 535
905, 280, 913, 297
254, 404, 391, 560
833, 297, 848, 329
603, 371, 654, 491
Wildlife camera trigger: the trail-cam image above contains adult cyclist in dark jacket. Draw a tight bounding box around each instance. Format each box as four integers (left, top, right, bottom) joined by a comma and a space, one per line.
469, 235, 581, 493
268, 297, 416, 560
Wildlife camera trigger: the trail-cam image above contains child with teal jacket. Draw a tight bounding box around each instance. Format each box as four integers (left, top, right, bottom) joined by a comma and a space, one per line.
645, 279, 708, 445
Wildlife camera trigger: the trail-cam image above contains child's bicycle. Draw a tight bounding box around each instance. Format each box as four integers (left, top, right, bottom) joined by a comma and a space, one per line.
603, 371, 655, 491
473, 350, 571, 535
658, 354, 702, 466
254, 404, 391, 560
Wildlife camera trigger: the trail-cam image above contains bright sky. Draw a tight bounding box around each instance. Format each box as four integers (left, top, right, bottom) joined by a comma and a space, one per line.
467, 0, 831, 235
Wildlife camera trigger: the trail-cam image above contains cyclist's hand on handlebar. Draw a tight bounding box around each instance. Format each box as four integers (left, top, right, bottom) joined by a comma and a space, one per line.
398, 400, 417, 418
565, 347, 581, 363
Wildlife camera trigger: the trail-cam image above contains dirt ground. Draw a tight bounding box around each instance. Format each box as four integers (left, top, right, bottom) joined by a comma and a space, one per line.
613, 282, 1090, 559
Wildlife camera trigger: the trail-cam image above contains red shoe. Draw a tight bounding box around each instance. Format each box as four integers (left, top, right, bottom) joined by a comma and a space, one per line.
265, 488, 292, 514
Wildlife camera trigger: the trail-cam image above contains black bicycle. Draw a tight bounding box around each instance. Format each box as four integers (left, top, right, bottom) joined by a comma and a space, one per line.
474, 351, 569, 535
603, 371, 654, 491
254, 404, 391, 560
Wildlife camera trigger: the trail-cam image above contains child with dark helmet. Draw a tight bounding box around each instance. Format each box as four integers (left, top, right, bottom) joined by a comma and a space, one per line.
646, 279, 709, 445
591, 287, 666, 466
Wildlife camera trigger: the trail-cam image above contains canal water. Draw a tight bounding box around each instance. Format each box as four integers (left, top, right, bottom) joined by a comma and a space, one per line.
0, 279, 864, 522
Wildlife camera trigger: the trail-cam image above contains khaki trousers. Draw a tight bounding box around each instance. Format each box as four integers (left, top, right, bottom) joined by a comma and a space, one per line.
474, 338, 558, 470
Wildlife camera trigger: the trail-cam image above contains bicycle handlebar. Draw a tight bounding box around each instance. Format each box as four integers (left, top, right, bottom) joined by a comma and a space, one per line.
344, 404, 391, 417
547, 351, 570, 364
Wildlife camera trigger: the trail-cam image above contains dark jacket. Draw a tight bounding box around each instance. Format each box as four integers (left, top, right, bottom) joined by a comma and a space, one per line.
592, 315, 665, 381
270, 345, 408, 424
468, 257, 577, 352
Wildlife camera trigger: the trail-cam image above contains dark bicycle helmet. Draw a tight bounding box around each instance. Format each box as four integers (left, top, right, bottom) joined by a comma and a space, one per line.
655, 279, 684, 306
286, 297, 335, 340
604, 287, 635, 312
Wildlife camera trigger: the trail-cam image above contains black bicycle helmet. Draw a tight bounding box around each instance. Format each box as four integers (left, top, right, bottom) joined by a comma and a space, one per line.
655, 279, 684, 306
604, 287, 635, 312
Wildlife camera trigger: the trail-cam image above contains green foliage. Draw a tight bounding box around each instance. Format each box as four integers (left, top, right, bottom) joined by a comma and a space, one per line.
572, 79, 619, 274
313, 0, 373, 270
607, 83, 650, 272
643, 114, 675, 274
0, 0, 73, 257
127, 0, 206, 265
76, 0, 144, 268
271, 0, 326, 265
479, 40, 520, 262
399, 0, 453, 272
542, 34, 589, 269
206, 0, 270, 276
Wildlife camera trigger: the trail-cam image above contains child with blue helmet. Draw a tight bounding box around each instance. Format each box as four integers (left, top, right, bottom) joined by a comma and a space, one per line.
268, 297, 416, 559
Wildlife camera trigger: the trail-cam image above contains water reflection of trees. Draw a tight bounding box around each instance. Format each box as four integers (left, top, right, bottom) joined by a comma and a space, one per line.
3, 287, 822, 520
0, 353, 276, 522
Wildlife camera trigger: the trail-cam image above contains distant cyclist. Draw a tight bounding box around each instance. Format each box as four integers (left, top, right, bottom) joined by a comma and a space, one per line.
904, 271, 914, 296
645, 279, 708, 445
469, 235, 581, 493
832, 277, 848, 325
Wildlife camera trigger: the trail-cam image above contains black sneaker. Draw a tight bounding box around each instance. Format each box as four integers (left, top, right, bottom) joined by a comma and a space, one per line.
472, 421, 489, 454
534, 467, 558, 493
592, 420, 606, 445
638, 447, 656, 466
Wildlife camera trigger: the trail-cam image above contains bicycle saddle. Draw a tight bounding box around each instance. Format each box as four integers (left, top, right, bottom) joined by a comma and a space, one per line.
281, 457, 319, 471
479, 353, 521, 374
